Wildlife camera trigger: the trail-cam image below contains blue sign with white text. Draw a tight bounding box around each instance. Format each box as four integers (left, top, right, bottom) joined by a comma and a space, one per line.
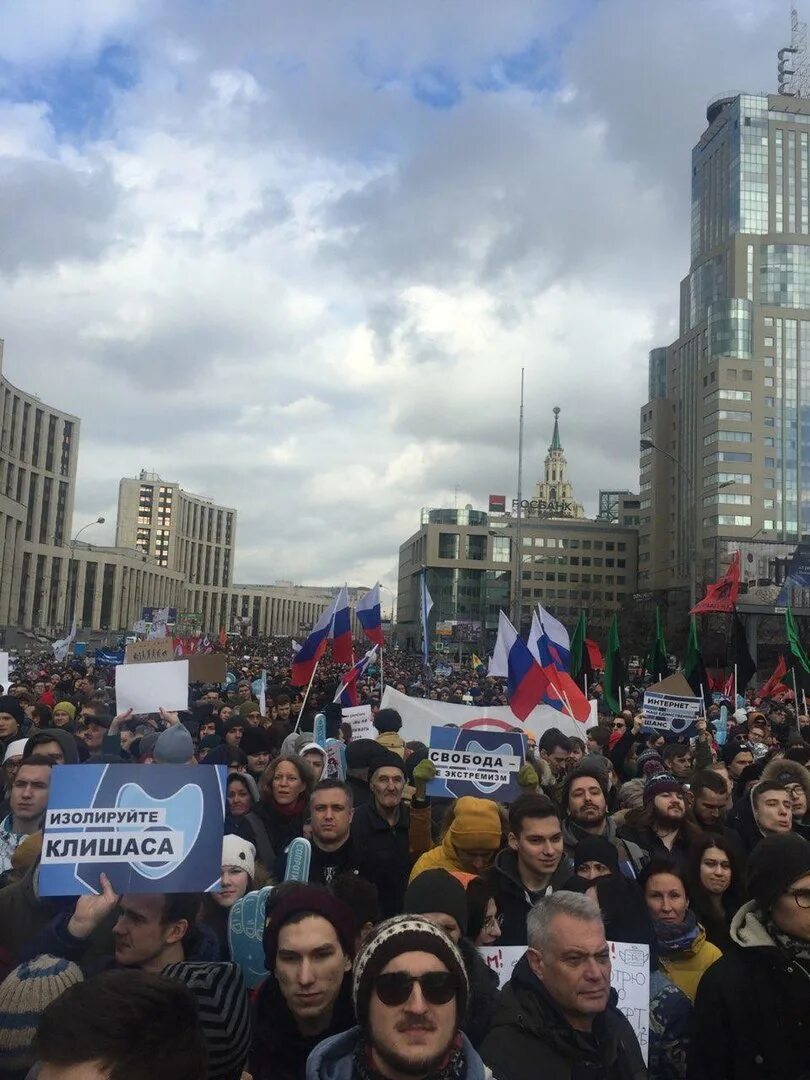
40, 764, 227, 897
426, 726, 525, 802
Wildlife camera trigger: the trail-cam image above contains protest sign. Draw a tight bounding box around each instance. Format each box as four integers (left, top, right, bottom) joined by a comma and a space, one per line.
479, 940, 648, 1064
380, 686, 586, 745
40, 763, 227, 896
609, 941, 649, 1064
342, 704, 377, 739
94, 649, 124, 667
115, 659, 189, 714
426, 726, 524, 802
642, 690, 702, 736
187, 652, 227, 683
478, 945, 526, 987
125, 639, 175, 665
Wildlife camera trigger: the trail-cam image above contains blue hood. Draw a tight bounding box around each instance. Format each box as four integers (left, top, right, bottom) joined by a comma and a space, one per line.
306, 1026, 490, 1080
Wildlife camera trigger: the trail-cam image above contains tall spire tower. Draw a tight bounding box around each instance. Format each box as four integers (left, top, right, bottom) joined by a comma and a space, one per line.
532, 406, 585, 518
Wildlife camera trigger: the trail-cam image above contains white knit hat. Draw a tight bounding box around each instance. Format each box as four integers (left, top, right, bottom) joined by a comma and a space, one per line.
221, 834, 255, 879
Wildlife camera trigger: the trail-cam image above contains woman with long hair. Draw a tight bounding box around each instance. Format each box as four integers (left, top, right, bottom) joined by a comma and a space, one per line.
684, 834, 743, 951
255, 753, 314, 852
639, 857, 722, 1002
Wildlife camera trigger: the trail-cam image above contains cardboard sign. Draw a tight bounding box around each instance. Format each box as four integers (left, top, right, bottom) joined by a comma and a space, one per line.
342, 704, 377, 739
609, 941, 649, 1065
642, 690, 702, 735
115, 659, 189, 714
187, 652, 227, 683
125, 639, 175, 665
479, 940, 648, 1065
40, 763, 227, 896
426, 726, 525, 802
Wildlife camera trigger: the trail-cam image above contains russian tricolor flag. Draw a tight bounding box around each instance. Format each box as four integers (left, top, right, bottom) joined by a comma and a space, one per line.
529, 609, 590, 723
333, 645, 379, 707
329, 585, 353, 664
291, 595, 339, 686
490, 611, 549, 722
356, 584, 385, 647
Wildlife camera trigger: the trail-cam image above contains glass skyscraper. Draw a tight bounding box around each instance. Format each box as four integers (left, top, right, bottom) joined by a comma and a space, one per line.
640, 90, 810, 615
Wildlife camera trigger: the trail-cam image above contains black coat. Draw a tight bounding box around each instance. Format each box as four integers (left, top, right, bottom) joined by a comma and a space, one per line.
458, 936, 500, 1050
479, 956, 647, 1080
488, 847, 574, 946
350, 801, 412, 918
254, 798, 306, 854
690, 903, 810, 1079
250, 971, 355, 1080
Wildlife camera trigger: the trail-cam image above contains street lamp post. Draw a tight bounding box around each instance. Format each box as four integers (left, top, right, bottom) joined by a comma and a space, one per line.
63, 517, 105, 631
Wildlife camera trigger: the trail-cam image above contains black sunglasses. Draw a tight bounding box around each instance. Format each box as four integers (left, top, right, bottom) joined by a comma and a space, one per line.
374, 971, 457, 1007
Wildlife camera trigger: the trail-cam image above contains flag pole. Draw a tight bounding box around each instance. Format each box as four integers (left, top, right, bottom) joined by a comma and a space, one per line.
379, 643, 385, 703
295, 657, 322, 732
734, 663, 738, 706
793, 666, 801, 732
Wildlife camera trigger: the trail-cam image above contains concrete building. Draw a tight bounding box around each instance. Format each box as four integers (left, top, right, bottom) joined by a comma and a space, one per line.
638, 86, 810, 633
397, 409, 638, 653
0, 341, 366, 640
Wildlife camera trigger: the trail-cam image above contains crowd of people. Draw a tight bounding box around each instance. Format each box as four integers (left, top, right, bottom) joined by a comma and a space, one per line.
0, 637, 808, 1078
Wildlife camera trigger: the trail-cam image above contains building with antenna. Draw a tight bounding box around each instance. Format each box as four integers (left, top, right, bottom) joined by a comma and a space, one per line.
638, 8, 810, 650
396, 407, 638, 654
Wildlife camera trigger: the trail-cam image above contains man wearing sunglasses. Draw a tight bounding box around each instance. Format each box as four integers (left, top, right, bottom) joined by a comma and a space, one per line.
691, 833, 810, 1079
307, 914, 489, 1080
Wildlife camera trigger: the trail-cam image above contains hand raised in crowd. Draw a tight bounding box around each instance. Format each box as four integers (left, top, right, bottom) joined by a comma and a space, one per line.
109, 707, 133, 733
159, 707, 180, 726
67, 872, 121, 940
517, 762, 539, 790
411, 757, 437, 799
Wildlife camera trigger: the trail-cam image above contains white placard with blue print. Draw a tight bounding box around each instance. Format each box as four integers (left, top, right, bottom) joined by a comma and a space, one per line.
426, 726, 525, 802
39, 764, 227, 896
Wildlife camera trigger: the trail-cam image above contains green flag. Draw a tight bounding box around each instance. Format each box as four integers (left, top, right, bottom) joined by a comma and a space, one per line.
603, 614, 623, 714
646, 606, 668, 681
683, 615, 709, 704
786, 604, 810, 674
570, 611, 586, 679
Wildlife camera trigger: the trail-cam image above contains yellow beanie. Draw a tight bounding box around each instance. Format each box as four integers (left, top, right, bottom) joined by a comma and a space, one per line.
448, 796, 502, 851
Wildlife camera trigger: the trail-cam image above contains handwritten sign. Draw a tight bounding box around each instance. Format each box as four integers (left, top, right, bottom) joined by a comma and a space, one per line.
342, 704, 377, 739
125, 639, 175, 665
478, 945, 525, 987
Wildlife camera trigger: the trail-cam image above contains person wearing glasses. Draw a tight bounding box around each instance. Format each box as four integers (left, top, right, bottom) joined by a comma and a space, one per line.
403, 869, 499, 1049
691, 833, 810, 1079
480, 892, 646, 1080
307, 914, 487, 1080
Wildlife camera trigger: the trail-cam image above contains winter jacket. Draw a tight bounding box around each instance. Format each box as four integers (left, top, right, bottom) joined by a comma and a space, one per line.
479, 955, 647, 1080
274, 837, 359, 886
23, 728, 81, 764
350, 800, 412, 918
562, 818, 647, 880
487, 847, 574, 946
254, 798, 306, 853
375, 731, 406, 758
690, 901, 810, 1079
725, 789, 772, 854
251, 971, 355, 1080
656, 923, 721, 1003
458, 936, 500, 1049
762, 756, 810, 842
226, 809, 275, 870
616, 822, 691, 870
306, 1026, 492, 1080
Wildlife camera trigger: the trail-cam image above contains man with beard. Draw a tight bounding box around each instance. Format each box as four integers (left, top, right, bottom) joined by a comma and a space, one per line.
307, 914, 488, 1080
561, 765, 647, 879
619, 772, 700, 867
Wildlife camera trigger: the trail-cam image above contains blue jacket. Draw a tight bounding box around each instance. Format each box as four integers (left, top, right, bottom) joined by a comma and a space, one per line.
306, 1026, 491, 1080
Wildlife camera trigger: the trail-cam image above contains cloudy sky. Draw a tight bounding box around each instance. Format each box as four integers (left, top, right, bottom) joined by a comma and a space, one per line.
0, 0, 790, 594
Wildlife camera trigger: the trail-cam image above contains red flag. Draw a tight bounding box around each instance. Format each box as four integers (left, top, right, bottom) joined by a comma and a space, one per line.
690, 551, 741, 615
585, 639, 604, 670
218, 626, 227, 649
756, 655, 790, 702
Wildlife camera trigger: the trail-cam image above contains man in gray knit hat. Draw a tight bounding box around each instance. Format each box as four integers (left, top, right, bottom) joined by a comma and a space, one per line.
306, 914, 490, 1080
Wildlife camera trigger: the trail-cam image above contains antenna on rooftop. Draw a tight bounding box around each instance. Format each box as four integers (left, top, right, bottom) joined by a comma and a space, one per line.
779, 6, 809, 97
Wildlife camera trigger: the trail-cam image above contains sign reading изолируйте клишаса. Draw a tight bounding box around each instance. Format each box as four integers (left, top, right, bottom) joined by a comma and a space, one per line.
39, 764, 226, 896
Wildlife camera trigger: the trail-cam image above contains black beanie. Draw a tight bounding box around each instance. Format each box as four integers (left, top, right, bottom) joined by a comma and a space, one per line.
0, 697, 24, 726
573, 835, 620, 874
368, 749, 405, 780
746, 833, 810, 911
239, 728, 270, 756
353, 915, 468, 1028
403, 869, 468, 936
346, 739, 379, 769
374, 708, 402, 734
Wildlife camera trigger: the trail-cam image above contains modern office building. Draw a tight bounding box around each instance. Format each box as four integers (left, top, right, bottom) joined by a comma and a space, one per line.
397, 410, 638, 652
638, 79, 810, 635
0, 341, 366, 639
